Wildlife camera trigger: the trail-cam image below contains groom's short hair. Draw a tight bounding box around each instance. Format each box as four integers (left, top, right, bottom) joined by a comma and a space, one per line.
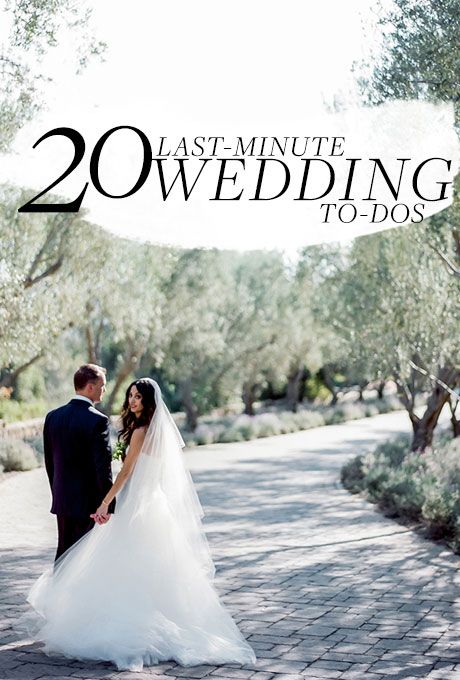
74, 364, 107, 390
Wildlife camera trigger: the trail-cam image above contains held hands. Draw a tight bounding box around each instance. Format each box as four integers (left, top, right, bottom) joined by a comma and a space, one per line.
90, 501, 111, 525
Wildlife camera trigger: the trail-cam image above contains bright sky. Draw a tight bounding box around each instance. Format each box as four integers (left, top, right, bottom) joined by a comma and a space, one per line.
1, 1, 458, 251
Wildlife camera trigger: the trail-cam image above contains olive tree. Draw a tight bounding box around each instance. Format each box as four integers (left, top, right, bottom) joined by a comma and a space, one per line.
0, 184, 100, 388
357, 0, 460, 432
332, 223, 460, 450
1, 0, 105, 150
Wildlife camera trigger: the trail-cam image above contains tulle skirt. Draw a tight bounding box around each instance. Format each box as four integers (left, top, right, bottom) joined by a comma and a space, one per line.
23, 482, 256, 672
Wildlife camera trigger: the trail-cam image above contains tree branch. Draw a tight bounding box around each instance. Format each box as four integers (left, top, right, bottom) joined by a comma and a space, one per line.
408, 359, 460, 407
427, 242, 460, 277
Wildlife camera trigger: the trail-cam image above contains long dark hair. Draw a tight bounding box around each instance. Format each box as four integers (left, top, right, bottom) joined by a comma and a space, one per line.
119, 378, 157, 448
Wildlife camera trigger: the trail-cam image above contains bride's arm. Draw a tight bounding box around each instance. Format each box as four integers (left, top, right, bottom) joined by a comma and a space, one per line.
93, 427, 146, 520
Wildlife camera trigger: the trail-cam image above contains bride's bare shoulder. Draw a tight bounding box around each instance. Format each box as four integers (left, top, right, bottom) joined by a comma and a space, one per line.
125, 427, 147, 461
131, 426, 147, 443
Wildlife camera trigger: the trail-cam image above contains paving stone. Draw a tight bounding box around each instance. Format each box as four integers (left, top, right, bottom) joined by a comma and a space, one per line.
319, 652, 379, 663
297, 666, 342, 678
209, 670, 251, 678
297, 625, 338, 637
165, 667, 215, 678
371, 638, 435, 652
330, 642, 373, 654
0, 663, 70, 679
432, 661, 455, 671
368, 629, 407, 639
251, 659, 308, 673
281, 649, 325, 662
34, 677, 106, 680
248, 635, 302, 646
399, 604, 433, 613
265, 675, 304, 680
69, 668, 116, 677
338, 665, 373, 679
369, 659, 436, 675
1, 412, 459, 680
308, 659, 351, 670
248, 643, 274, 652
338, 632, 381, 644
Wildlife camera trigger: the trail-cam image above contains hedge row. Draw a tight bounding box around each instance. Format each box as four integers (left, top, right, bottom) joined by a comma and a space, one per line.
341, 433, 460, 554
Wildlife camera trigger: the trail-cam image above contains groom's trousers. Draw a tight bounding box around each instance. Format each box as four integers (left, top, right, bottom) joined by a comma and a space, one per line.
55, 515, 95, 561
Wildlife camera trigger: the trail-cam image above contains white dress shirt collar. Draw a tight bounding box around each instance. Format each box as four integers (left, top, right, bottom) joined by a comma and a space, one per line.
73, 395, 94, 406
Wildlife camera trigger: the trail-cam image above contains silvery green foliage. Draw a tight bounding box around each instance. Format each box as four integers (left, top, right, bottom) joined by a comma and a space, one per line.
359, 0, 460, 119
342, 433, 460, 553
0, 0, 106, 151
358, 0, 460, 274
0, 183, 104, 369
160, 248, 247, 425
184, 397, 401, 446
82, 238, 169, 415
160, 248, 321, 426
329, 222, 460, 427
0, 435, 38, 471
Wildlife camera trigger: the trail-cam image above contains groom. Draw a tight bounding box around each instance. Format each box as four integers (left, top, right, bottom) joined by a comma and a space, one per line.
43, 364, 115, 561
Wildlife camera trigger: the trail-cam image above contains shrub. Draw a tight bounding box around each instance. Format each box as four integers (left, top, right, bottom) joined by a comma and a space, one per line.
341, 433, 460, 553
278, 412, 298, 433
375, 472, 424, 520
24, 435, 45, 463
421, 484, 460, 538
233, 415, 260, 440
376, 395, 401, 413
0, 399, 48, 423
0, 437, 39, 471
253, 413, 283, 437
291, 411, 325, 430
419, 437, 460, 538
218, 427, 246, 443
341, 454, 366, 494
339, 403, 367, 421
183, 395, 402, 447
15, 366, 47, 402
321, 407, 336, 425
181, 431, 198, 447
325, 408, 347, 425
365, 404, 381, 417
449, 517, 460, 553
368, 436, 410, 467
193, 424, 217, 446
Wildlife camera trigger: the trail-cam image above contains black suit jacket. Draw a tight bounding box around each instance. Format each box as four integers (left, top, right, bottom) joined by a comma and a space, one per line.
43, 398, 115, 517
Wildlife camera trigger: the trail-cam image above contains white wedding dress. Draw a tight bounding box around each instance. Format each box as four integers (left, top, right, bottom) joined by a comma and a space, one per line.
24, 381, 256, 672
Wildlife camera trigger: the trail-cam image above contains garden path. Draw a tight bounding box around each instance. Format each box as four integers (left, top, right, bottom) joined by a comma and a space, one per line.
1, 410, 459, 680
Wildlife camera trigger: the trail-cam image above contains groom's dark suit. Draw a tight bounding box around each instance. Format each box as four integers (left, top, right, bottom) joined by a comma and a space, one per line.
43, 397, 115, 560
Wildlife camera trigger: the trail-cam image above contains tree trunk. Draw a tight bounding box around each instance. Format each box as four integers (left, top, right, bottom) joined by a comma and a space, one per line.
104, 351, 139, 416
410, 417, 437, 452
448, 396, 460, 438
242, 382, 256, 416
84, 302, 102, 363
179, 379, 199, 431
319, 366, 338, 405
286, 366, 304, 412
376, 380, 385, 399
409, 366, 459, 452
85, 324, 98, 364
298, 368, 310, 404
0, 353, 43, 394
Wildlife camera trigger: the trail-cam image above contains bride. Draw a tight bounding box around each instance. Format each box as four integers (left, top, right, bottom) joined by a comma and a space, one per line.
25, 378, 256, 672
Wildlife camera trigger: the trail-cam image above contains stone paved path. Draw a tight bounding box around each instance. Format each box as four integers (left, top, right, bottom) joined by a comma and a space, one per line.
0, 411, 459, 680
